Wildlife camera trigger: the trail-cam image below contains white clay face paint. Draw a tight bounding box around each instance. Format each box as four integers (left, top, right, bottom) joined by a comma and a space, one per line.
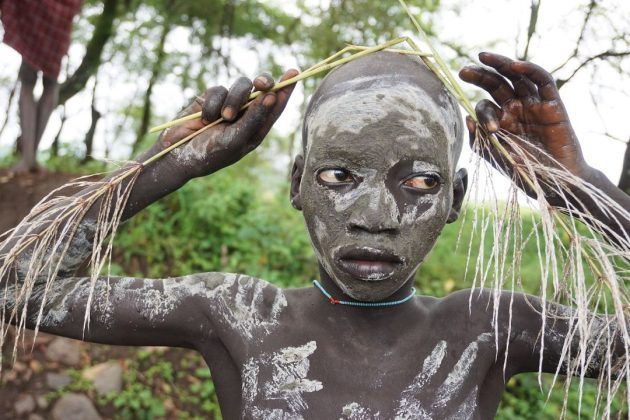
241, 341, 323, 419
305, 78, 457, 166
324, 168, 400, 225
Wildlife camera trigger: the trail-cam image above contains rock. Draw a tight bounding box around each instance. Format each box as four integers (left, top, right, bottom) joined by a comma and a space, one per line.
14, 394, 36, 416
45, 337, 81, 366
51, 393, 102, 420
36, 394, 49, 410
83, 361, 123, 395
46, 372, 71, 390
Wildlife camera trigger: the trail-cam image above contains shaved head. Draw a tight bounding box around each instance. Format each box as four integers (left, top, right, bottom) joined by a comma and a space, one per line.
292, 51, 468, 301
302, 51, 464, 166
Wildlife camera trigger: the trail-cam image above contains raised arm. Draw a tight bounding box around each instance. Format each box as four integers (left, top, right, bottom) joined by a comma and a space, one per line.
1, 69, 298, 348
459, 53, 630, 245
503, 292, 624, 380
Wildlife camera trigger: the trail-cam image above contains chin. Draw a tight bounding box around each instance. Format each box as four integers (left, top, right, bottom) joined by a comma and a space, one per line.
332, 269, 411, 302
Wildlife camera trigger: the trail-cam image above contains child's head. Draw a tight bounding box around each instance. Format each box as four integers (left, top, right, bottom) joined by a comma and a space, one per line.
290, 51, 467, 301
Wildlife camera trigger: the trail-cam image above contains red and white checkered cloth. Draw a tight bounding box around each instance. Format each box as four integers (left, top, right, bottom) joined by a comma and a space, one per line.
0, 0, 82, 79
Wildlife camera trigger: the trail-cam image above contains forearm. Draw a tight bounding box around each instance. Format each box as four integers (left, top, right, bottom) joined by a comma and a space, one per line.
564, 167, 630, 247
0, 146, 186, 288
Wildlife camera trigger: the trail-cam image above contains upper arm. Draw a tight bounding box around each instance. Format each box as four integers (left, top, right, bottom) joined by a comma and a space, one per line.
8, 272, 230, 349
7, 271, 288, 351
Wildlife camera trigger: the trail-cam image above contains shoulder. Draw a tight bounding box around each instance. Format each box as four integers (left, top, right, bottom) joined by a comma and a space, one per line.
183, 272, 288, 340
164, 272, 282, 299
424, 288, 538, 330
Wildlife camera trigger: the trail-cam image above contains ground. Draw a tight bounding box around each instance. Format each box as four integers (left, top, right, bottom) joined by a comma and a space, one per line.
0, 170, 220, 420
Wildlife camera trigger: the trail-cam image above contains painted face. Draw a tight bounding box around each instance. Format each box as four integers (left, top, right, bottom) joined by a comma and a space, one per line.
299, 80, 459, 301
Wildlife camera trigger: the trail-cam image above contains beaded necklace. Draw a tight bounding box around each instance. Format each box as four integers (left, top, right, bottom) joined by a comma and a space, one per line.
312, 280, 416, 308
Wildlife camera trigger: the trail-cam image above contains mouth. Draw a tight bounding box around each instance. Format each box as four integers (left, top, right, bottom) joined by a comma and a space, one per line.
335, 246, 404, 281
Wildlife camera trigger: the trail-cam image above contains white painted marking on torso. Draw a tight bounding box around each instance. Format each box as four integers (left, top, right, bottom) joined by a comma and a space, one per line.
341, 402, 381, 419
394, 332, 493, 419
395, 340, 447, 419
433, 332, 492, 409
242, 341, 323, 419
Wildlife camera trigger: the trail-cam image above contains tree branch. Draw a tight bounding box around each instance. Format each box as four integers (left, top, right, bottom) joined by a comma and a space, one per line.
550, 0, 597, 74
520, 0, 542, 61
556, 50, 630, 89
58, 0, 119, 105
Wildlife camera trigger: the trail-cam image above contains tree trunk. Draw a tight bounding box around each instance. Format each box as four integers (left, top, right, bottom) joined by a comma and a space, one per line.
82, 79, 101, 163
82, 106, 101, 164
618, 139, 630, 195
0, 76, 18, 140
131, 19, 171, 156
50, 105, 66, 158
58, 0, 118, 105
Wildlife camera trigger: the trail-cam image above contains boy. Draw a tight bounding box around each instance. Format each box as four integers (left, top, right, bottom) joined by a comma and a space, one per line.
2, 51, 629, 419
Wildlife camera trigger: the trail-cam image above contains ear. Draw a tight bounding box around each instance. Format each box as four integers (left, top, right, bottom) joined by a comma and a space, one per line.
290, 154, 304, 211
447, 168, 468, 224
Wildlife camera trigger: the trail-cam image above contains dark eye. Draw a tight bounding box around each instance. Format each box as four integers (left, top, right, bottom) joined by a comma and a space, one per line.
403, 174, 440, 191
318, 169, 353, 184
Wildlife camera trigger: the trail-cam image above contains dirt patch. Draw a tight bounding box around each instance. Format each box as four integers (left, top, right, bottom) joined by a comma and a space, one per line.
0, 169, 81, 235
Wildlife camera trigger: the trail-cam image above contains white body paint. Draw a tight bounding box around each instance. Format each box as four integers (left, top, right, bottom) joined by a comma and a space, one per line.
38, 273, 287, 341
242, 341, 323, 419
396, 340, 447, 419
392, 333, 493, 420
305, 77, 456, 157
341, 402, 381, 419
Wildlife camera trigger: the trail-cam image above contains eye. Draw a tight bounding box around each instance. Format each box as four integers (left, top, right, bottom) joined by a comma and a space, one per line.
403, 174, 441, 191
318, 168, 354, 185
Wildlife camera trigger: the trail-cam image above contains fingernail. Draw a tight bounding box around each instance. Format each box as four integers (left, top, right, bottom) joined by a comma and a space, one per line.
222, 106, 234, 120
487, 121, 499, 132
262, 93, 276, 107
254, 76, 269, 87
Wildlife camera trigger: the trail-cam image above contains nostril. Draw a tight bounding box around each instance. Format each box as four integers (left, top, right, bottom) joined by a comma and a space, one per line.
348, 220, 399, 234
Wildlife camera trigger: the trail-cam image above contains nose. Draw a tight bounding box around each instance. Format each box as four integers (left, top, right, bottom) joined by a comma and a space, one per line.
347, 187, 401, 234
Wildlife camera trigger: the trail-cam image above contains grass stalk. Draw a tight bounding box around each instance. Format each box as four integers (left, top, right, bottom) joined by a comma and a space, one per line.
148, 37, 410, 134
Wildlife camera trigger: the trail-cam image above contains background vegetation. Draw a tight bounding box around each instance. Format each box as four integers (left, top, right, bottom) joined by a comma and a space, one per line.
1, 0, 629, 418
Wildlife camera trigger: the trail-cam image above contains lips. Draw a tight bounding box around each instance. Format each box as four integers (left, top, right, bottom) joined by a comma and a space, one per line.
335, 246, 404, 281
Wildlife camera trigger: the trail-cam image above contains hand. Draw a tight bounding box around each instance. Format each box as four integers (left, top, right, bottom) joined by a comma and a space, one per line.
154, 69, 299, 181
459, 52, 591, 189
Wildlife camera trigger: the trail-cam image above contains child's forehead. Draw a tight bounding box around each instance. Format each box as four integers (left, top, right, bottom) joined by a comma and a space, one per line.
304, 80, 458, 168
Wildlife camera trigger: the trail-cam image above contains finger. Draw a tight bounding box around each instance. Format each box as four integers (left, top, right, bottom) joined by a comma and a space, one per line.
475, 99, 502, 133
269, 69, 299, 117
201, 86, 228, 124
509, 60, 560, 102
465, 115, 477, 147
222, 76, 253, 122
229, 69, 299, 150
252, 72, 274, 92
225, 92, 277, 152
479, 52, 538, 99
459, 65, 515, 106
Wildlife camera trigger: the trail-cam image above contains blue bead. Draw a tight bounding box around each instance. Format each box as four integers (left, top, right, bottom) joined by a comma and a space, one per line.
312, 280, 416, 308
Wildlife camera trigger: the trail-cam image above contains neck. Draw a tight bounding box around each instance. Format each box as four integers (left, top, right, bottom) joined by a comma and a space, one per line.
317, 264, 416, 304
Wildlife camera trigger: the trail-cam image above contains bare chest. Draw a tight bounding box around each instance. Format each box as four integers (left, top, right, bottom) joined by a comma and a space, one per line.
224, 331, 499, 419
